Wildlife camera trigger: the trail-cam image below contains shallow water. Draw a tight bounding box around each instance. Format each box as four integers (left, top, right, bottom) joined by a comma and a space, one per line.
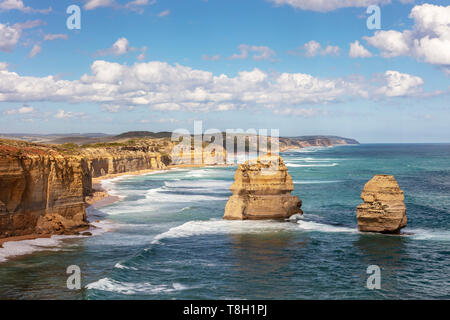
0, 144, 449, 299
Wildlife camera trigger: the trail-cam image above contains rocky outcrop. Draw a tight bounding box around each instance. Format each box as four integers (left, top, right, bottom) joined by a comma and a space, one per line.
356, 175, 407, 234
223, 154, 302, 220
0, 146, 91, 238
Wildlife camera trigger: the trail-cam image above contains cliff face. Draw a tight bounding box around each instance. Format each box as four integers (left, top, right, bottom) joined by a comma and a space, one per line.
0, 146, 90, 237
278, 136, 359, 152
81, 146, 169, 178
356, 175, 407, 234
0, 139, 171, 239
224, 155, 302, 220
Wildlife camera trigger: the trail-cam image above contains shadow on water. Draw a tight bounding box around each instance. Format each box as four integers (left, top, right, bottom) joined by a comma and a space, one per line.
354, 233, 409, 297
225, 231, 310, 298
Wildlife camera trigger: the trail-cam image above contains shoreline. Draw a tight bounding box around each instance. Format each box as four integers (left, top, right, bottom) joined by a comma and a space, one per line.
0, 147, 343, 259
0, 162, 232, 259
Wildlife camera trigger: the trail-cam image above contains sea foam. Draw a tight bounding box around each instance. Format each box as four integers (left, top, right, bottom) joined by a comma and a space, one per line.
86, 277, 191, 295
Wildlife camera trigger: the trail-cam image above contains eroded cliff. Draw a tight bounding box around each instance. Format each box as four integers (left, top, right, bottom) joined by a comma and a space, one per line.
0, 143, 90, 237
0, 139, 172, 239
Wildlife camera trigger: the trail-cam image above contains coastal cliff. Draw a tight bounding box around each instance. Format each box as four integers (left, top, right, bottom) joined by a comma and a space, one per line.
224, 154, 302, 220
0, 143, 90, 238
356, 175, 407, 234
0, 139, 171, 239
278, 136, 359, 152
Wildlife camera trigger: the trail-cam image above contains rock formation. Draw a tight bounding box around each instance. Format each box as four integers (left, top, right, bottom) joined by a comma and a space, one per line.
0, 139, 171, 239
356, 175, 407, 234
223, 154, 302, 220
0, 150, 91, 237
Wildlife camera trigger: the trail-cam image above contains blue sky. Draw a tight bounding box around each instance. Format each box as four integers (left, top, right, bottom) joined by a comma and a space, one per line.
0, 0, 449, 142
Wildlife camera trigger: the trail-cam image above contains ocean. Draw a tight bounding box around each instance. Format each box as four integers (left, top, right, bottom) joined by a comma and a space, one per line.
0, 144, 449, 299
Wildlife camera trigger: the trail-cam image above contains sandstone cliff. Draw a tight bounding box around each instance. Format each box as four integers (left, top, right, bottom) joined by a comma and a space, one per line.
278, 136, 359, 152
224, 154, 302, 220
0, 143, 90, 238
356, 175, 407, 234
0, 139, 172, 239
81, 145, 169, 178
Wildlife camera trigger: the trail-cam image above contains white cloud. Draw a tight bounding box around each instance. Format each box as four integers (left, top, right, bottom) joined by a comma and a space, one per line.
84, 0, 115, 10
274, 108, 327, 117
289, 40, 340, 57
0, 20, 45, 52
349, 40, 373, 58
0, 60, 428, 114
158, 9, 171, 17
377, 70, 424, 97
365, 30, 411, 58
84, 0, 153, 11
29, 44, 41, 58
0, 0, 51, 14
101, 104, 121, 113
229, 44, 276, 61
0, 23, 20, 52
54, 109, 86, 119
2, 105, 34, 115
364, 4, 450, 72
97, 37, 147, 58
44, 34, 68, 41
268, 0, 391, 12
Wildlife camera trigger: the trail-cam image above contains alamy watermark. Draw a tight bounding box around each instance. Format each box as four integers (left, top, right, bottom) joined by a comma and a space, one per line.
366, 265, 381, 290
66, 265, 81, 290
366, 5, 381, 30
67, 5, 81, 30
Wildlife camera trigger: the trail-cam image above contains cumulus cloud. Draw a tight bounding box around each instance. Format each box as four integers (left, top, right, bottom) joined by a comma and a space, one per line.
229, 44, 276, 61
2, 105, 34, 115
268, 0, 391, 12
0, 60, 428, 114
289, 40, 340, 57
376, 70, 424, 97
0, 0, 51, 14
0, 23, 20, 52
0, 20, 44, 52
364, 4, 450, 73
96, 37, 147, 59
349, 40, 373, 58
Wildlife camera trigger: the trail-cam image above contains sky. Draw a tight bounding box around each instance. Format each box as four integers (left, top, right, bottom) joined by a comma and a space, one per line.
0, 0, 449, 143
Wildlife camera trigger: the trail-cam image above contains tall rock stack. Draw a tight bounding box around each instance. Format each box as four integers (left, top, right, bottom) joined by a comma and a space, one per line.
356, 175, 407, 234
223, 154, 302, 220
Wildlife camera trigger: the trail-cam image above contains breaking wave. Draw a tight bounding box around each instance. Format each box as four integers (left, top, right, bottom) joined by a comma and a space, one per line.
86, 278, 191, 295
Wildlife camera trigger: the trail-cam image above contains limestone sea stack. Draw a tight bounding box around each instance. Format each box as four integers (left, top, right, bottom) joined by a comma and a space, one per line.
223, 154, 302, 220
356, 175, 407, 234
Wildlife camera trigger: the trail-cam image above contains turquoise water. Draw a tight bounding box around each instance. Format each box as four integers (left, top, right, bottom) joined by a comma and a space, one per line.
0, 144, 449, 299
